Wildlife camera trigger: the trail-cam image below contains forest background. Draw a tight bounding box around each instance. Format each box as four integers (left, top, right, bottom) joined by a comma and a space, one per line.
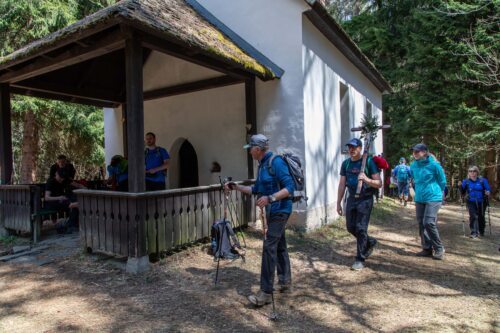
0, 0, 498, 196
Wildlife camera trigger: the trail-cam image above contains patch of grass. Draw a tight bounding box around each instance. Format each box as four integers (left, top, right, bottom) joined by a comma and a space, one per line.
371, 199, 401, 222
287, 218, 350, 250
0, 235, 17, 247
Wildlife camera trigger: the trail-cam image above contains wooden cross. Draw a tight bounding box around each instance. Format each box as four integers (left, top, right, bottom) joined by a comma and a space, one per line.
351, 122, 390, 198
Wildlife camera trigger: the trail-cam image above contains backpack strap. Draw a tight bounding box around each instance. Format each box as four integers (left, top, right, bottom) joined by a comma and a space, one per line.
267, 153, 278, 176
343, 157, 371, 176
267, 153, 282, 192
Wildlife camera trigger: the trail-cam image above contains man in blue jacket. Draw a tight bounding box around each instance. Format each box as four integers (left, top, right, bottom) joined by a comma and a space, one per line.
460, 165, 491, 238
337, 138, 382, 271
226, 134, 295, 307
410, 144, 446, 260
392, 157, 412, 206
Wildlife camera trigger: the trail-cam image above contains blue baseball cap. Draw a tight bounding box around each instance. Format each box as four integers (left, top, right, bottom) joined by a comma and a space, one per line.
345, 138, 362, 147
410, 143, 428, 152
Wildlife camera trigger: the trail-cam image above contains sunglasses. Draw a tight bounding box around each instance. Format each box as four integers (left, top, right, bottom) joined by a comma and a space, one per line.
468, 170, 477, 173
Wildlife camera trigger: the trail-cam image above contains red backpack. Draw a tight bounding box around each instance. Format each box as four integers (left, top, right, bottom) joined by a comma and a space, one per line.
373, 155, 389, 170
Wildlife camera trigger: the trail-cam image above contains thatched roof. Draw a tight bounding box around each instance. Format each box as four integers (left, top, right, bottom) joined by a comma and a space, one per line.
0, 0, 282, 80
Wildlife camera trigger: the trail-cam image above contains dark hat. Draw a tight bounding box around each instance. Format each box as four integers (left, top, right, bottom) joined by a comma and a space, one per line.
410, 143, 428, 152
345, 138, 362, 147
243, 134, 269, 149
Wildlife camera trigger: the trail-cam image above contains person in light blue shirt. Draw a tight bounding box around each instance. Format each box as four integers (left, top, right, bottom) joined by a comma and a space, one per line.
392, 157, 412, 206
410, 143, 446, 260
226, 134, 294, 307
459, 165, 491, 238
144, 132, 170, 191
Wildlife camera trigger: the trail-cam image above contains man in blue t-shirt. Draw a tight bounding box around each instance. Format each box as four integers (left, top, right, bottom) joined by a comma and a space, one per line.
144, 132, 170, 191
337, 138, 382, 271
392, 157, 412, 206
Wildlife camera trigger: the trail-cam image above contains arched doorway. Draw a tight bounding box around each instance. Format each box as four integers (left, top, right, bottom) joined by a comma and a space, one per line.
178, 140, 199, 188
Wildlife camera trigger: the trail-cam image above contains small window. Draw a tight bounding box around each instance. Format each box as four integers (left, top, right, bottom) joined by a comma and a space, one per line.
365, 98, 373, 118
340, 82, 350, 154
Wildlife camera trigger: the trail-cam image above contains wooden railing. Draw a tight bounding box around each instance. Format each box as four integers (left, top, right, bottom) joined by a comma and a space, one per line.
0, 185, 39, 233
75, 181, 255, 258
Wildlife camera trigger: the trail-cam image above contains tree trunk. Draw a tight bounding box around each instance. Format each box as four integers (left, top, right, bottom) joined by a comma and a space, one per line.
484, 140, 497, 195
20, 110, 39, 184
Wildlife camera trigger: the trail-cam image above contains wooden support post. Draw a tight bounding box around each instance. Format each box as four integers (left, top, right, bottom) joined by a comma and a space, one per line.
124, 33, 145, 193
245, 78, 256, 179
121, 104, 128, 159
0, 84, 13, 184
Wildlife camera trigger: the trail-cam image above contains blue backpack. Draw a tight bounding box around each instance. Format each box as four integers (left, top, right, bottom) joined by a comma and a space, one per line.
396, 165, 410, 182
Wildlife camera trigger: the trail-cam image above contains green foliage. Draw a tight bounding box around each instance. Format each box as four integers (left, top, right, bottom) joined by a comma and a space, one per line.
0, 0, 114, 182
341, 0, 499, 182
359, 114, 380, 139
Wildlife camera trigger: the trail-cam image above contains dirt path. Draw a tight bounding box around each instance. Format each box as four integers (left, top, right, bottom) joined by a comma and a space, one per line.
0, 200, 499, 333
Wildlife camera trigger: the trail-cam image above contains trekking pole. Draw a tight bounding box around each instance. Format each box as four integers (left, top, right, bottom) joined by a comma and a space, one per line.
227, 196, 247, 248
486, 197, 492, 235
259, 206, 268, 241
214, 178, 230, 286
221, 177, 246, 248
214, 224, 224, 285
460, 197, 466, 237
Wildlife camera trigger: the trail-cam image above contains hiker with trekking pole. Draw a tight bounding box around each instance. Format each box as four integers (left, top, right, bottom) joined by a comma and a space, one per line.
410, 143, 447, 260
224, 134, 295, 308
459, 165, 491, 238
337, 116, 387, 271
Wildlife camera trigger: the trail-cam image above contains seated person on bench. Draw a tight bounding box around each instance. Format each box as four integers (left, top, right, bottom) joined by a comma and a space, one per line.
107, 155, 128, 192
44, 169, 85, 232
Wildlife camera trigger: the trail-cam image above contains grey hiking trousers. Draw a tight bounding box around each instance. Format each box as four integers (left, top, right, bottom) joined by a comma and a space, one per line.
415, 202, 444, 252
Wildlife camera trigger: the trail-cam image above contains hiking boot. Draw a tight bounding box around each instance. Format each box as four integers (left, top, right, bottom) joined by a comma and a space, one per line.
415, 249, 433, 257
470, 234, 479, 240
248, 290, 272, 307
364, 239, 378, 258
433, 249, 445, 260
351, 261, 364, 271
278, 282, 292, 293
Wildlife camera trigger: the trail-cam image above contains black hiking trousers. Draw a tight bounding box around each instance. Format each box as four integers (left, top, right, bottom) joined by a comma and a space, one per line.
467, 200, 486, 236
345, 195, 376, 262
261, 212, 291, 294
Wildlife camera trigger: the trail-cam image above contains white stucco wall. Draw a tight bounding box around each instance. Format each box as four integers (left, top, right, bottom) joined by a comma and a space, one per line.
197, 0, 309, 168
302, 17, 384, 229
103, 107, 124, 170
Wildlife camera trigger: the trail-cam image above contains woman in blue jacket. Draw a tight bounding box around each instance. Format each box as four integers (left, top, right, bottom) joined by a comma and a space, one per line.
459, 165, 491, 238
410, 144, 446, 260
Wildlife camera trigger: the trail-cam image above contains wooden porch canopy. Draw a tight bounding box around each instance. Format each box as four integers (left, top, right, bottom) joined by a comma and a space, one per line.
0, 0, 284, 191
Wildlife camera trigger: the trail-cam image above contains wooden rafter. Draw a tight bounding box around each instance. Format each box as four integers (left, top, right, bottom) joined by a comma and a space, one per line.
0, 29, 125, 84
143, 75, 243, 101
